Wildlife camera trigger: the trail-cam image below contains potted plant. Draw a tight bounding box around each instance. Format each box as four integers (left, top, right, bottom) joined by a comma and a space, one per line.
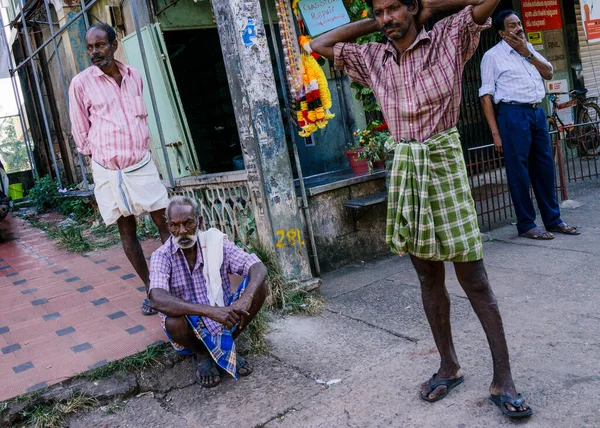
345, 121, 392, 176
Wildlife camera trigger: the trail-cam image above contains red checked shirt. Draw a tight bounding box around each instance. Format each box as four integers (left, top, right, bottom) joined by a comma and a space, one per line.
68, 61, 150, 170
334, 6, 490, 142
149, 236, 261, 335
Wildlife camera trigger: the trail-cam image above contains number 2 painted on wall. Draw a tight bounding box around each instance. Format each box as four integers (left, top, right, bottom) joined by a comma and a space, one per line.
275, 229, 306, 248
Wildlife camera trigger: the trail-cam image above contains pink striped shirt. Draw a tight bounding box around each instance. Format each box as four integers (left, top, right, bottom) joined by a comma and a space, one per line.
68, 61, 150, 170
334, 7, 490, 142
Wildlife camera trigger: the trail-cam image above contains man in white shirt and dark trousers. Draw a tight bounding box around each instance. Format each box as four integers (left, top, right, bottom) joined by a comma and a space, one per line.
480, 10, 580, 240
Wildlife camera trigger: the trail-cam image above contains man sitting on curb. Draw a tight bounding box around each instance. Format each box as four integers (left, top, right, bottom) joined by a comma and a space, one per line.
149, 196, 267, 387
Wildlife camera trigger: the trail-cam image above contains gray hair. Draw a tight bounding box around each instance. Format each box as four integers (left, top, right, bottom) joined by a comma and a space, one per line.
166, 196, 200, 222
87, 22, 117, 44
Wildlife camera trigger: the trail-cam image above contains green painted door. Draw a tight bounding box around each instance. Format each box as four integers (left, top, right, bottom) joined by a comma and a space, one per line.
122, 24, 199, 178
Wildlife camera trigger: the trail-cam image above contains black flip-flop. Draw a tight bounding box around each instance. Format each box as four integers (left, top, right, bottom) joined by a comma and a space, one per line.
490, 393, 533, 418
419, 373, 465, 402
193, 354, 221, 388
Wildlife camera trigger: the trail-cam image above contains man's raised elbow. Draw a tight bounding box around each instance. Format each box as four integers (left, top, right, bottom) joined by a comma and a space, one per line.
310, 40, 334, 61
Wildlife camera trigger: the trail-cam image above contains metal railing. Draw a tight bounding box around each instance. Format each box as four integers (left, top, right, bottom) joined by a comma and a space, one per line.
465, 144, 513, 229
466, 119, 600, 230
549, 119, 600, 184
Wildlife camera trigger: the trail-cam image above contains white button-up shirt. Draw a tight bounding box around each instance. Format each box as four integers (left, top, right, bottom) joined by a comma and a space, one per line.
479, 40, 553, 104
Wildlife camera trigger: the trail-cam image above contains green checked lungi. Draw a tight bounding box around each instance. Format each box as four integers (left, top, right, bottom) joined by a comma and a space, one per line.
385, 127, 483, 262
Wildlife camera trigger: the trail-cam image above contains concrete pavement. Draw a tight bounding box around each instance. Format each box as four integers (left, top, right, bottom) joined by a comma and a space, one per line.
63, 177, 600, 427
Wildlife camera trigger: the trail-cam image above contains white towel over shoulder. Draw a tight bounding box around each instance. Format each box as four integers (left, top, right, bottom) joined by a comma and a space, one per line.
198, 228, 226, 307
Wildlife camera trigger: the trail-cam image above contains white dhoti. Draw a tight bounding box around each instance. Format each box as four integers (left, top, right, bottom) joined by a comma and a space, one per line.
0, 167, 9, 196
92, 151, 169, 225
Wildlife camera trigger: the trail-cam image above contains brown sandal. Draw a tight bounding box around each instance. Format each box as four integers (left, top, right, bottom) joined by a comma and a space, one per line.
547, 222, 580, 235
519, 227, 554, 240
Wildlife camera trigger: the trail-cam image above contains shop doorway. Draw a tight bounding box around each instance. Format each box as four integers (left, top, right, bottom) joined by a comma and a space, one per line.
163, 29, 243, 174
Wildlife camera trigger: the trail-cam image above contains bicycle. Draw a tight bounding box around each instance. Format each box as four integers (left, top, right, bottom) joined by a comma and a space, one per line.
547, 89, 600, 156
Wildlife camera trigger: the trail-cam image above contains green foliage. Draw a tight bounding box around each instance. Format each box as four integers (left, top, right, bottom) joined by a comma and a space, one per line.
27, 175, 61, 213
103, 401, 125, 414
344, 1, 384, 113
25, 215, 118, 254
55, 226, 93, 253
239, 308, 269, 354
349, 120, 393, 172
246, 239, 324, 314
81, 343, 171, 381
0, 118, 31, 173
235, 208, 257, 247
350, 81, 381, 112
21, 394, 97, 428
59, 198, 93, 221
136, 215, 160, 239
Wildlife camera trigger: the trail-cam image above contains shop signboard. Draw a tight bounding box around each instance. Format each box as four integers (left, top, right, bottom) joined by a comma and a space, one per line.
527, 31, 543, 44
299, 0, 350, 37
581, 0, 600, 43
520, 0, 562, 32
544, 30, 567, 72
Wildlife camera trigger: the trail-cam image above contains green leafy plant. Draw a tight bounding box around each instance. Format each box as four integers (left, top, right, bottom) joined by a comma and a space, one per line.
22, 394, 97, 428
344, 0, 384, 112
348, 120, 393, 172
350, 82, 381, 113
80, 343, 170, 381
27, 175, 61, 213
0, 118, 31, 173
60, 197, 93, 221
136, 215, 160, 239
55, 226, 93, 253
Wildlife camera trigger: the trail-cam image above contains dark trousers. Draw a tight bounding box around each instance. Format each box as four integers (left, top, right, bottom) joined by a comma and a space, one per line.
497, 103, 562, 234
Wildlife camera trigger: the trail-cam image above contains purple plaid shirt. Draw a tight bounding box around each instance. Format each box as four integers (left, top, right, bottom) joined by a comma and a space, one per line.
334, 6, 490, 142
149, 235, 260, 335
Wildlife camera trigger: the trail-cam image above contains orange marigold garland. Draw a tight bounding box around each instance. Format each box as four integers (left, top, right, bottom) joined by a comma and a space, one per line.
276, 0, 335, 137
297, 51, 334, 136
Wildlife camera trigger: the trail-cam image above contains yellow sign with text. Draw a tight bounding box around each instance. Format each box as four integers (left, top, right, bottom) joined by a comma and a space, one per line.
527, 32, 543, 45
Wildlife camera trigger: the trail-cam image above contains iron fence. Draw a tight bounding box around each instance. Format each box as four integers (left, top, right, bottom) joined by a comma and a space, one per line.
466, 119, 600, 230
465, 144, 513, 229
550, 119, 600, 186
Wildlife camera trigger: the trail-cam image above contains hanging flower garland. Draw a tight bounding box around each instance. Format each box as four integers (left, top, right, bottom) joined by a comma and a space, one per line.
297, 48, 335, 137
275, 0, 336, 138
275, 0, 304, 103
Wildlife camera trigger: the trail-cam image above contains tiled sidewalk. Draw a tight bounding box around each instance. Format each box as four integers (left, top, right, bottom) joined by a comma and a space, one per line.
0, 214, 164, 401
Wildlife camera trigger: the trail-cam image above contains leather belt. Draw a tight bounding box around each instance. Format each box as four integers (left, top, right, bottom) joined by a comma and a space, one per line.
501, 101, 541, 109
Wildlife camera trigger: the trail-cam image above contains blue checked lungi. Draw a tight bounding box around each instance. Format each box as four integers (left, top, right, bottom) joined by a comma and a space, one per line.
161, 278, 248, 379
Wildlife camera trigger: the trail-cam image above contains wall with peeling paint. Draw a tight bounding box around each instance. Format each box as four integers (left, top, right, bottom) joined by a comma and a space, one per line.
211, 0, 313, 282
154, 0, 278, 31
305, 177, 390, 273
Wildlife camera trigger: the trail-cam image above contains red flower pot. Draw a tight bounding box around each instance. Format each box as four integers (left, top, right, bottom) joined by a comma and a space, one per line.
373, 159, 386, 171
344, 148, 369, 176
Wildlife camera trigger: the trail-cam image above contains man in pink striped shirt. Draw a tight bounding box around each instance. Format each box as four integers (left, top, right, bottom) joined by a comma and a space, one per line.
69, 22, 170, 316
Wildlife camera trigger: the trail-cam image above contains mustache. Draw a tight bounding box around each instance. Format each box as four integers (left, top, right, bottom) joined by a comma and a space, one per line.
174, 234, 196, 243
382, 22, 401, 32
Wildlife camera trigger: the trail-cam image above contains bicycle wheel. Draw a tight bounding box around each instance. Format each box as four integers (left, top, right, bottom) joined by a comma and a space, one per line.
548, 116, 564, 148
576, 101, 600, 156
551, 115, 577, 149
